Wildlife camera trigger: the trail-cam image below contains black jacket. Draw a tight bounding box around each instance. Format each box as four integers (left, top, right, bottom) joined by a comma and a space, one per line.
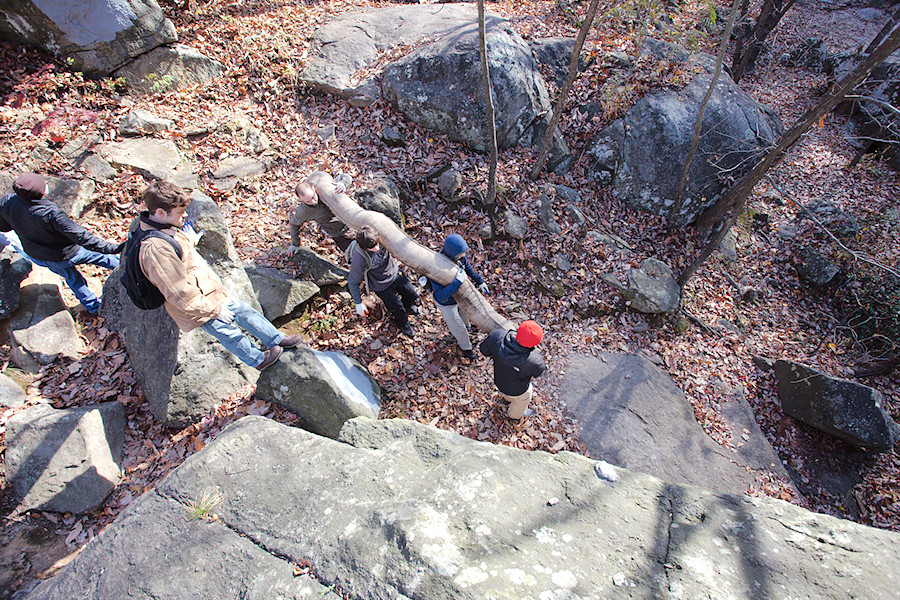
0, 192, 120, 261
479, 329, 546, 396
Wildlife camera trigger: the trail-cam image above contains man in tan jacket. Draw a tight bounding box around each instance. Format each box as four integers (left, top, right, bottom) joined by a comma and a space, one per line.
137, 181, 300, 369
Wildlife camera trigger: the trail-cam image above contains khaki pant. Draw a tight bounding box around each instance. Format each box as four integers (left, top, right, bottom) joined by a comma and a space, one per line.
501, 384, 532, 419
437, 302, 472, 351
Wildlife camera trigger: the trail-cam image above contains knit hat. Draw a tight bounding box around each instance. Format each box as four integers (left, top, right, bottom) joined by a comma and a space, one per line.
13, 173, 47, 200
441, 234, 468, 259
515, 320, 543, 348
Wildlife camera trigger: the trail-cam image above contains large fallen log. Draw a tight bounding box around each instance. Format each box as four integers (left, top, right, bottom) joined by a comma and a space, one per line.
307, 171, 514, 333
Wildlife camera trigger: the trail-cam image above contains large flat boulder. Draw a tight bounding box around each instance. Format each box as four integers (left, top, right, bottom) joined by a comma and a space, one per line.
26, 416, 900, 599
97, 138, 198, 188
0, 0, 177, 75
587, 39, 783, 226
245, 264, 319, 321
101, 192, 260, 428
563, 352, 792, 496
113, 43, 225, 96
5, 401, 125, 514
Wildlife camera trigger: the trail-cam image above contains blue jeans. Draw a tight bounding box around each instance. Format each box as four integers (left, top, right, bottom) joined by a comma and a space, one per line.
200, 299, 284, 367
2, 233, 118, 314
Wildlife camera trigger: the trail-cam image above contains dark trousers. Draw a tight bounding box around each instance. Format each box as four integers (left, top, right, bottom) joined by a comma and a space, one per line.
375, 272, 418, 328
332, 234, 353, 252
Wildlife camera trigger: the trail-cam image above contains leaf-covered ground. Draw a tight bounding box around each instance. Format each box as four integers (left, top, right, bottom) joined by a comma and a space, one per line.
1, 0, 899, 595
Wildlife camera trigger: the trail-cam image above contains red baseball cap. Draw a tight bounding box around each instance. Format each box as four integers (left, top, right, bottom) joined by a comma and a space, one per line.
516, 320, 543, 348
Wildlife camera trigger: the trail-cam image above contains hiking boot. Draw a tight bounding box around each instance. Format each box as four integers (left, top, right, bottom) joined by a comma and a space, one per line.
510, 408, 534, 420
407, 303, 420, 316
257, 345, 283, 370
399, 323, 415, 338
462, 348, 476, 359
279, 334, 303, 348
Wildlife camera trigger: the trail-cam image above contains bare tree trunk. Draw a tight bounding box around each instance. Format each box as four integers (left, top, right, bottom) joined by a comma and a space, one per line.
478, 0, 499, 207
732, 0, 797, 83
864, 4, 900, 54
307, 171, 515, 334
696, 23, 900, 232
731, 0, 751, 74
668, 0, 742, 223
528, 0, 601, 180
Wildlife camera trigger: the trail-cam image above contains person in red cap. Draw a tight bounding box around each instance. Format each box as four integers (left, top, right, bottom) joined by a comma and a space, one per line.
0, 173, 123, 314
479, 320, 546, 419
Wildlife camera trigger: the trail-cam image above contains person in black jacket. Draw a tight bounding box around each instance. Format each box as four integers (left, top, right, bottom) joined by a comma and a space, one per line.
479, 320, 546, 419
0, 173, 123, 314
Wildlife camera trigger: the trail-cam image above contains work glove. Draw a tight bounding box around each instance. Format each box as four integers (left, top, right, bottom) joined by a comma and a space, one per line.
334, 173, 353, 194
287, 245, 302, 255
217, 305, 235, 323
454, 269, 468, 285
478, 282, 489, 294
182, 222, 204, 246
355, 303, 368, 317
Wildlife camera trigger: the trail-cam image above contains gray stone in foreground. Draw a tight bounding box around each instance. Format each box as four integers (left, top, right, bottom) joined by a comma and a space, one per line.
45, 176, 95, 219
119, 108, 174, 136
25, 490, 340, 600
255, 346, 380, 438
29, 416, 900, 599
797, 246, 839, 286
601, 257, 681, 313
774, 359, 898, 451
113, 43, 225, 96
0, 243, 32, 319
0, 372, 26, 409
245, 264, 319, 320
97, 138, 196, 186
9, 278, 84, 373
5, 401, 125, 514
564, 353, 790, 496
287, 247, 348, 287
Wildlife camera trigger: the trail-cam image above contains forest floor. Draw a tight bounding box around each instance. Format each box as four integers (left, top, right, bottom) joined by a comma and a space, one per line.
1, 0, 899, 596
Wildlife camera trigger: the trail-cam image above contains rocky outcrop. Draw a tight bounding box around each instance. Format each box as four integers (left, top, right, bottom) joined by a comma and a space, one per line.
0, 0, 177, 75
564, 353, 792, 496
255, 346, 380, 438
600, 257, 681, 313
0, 372, 26, 409
101, 192, 259, 428
97, 138, 198, 189
587, 39, 783, 226
5, 401, 125, 514
287, 247, 348, 287
382, 20, 572, 172
0, 241, 32, 319
774, 359, 899, 451
27, 417, 900, 599
245, 264, 319, 320
113, 43, 224, 96
355, 179, 404, 229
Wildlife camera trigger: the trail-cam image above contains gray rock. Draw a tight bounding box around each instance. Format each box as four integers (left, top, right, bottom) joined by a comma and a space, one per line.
719, 227, 738, 262
9, 276, 84, 372
777, 223, 799, 239
246, 127, 272, 154
287, 247, 349, 287
504, 210, 527, 239
796, 246, 838, 286
100, 193, 260, 427
587, 39, 783, 226
0, 242, 32, 319
0, 372, 26, 409
301, 4, 479, 95
857, 7, 883, 21
74, 152, 117, 181
316, 125, 336, 142
113, 43, 225, 96
437, 168, 462, 199
255, 346, 380, 438
119, 108, 173, 136
98, 138, 196, 186
753, 355, 776, 372
774, 359, 898, 451
588, 231, 633, 252
0, 0, 177, 76
782, 38, 831, 72
538, 193, 562, 234
382, 20, 572, 168
348, 78, 380, 108
212, 156, 266, 180
355, 179, 405, 229
5, 401, 125, 514
601, 258, 680, 313
553, 184, 580, 204
529, 36, 590, 86
555, 254, 572, 271
45, 176, 95, 219
564, 353, 790, 495
801, 198, 859, 238
564, 202, 586, 227
245, 264, 320, 320
381, 126, 406, 148
28, 416, 900, 599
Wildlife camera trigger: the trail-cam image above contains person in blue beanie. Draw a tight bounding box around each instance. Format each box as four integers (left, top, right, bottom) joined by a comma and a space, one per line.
428, 233, 489, 359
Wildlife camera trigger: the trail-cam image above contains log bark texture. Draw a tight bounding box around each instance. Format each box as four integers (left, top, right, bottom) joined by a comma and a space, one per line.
307, 171, 515, 334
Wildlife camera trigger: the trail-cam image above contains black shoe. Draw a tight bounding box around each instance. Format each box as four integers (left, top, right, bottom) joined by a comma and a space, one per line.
279, 334, 303, 348
399, 323, 415, 338
407, 303, 420, 316
462, 349, 476, 359
257, 345, 283, 370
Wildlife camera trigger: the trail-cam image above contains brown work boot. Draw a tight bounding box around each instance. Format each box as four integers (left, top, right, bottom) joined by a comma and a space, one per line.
257, 345, 283, 370
278, 334, 303, 348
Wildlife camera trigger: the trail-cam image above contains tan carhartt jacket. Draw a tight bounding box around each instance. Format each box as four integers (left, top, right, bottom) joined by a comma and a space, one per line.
137, 217, 227, 332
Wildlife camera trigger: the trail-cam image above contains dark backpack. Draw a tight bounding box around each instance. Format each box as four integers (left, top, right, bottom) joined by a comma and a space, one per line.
120, 228, 183, 310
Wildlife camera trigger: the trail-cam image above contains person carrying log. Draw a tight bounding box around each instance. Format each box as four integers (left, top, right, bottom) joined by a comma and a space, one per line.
288, 172, 353, 253
480, 321, 546, 419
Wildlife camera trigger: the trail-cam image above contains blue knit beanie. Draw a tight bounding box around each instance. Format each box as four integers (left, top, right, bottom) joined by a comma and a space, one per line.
441, 234, 468, 259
